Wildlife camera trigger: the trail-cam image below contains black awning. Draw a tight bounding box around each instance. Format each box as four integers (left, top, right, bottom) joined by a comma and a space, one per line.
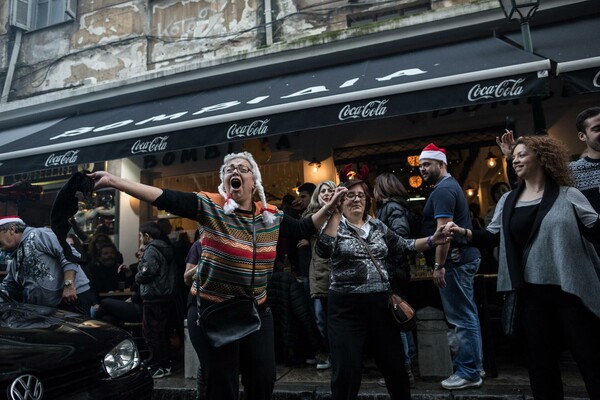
0, 36, 549, 176
506, 16, 600, 96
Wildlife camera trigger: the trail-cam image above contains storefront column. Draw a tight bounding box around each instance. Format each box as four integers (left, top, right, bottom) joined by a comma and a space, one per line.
118, 158, 142, 266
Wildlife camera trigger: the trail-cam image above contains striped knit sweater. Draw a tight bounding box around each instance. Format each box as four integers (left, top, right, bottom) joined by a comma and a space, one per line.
570, 157, 600, 213
153, 189, 315, 305
570, 157, 600, 255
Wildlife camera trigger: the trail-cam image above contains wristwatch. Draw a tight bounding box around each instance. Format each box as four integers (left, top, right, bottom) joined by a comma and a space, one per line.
433, 263, 444, 271
63, 279, 73, 287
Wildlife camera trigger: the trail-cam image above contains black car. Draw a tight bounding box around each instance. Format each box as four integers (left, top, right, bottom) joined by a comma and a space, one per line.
0, 292, 153, 399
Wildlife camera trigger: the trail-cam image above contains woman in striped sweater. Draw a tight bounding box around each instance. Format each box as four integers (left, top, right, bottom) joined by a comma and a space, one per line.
89, 152, 346, 400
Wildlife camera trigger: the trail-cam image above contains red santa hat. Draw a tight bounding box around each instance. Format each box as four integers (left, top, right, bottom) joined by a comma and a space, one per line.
419, 143, 447, 164
0, 216, 24, 227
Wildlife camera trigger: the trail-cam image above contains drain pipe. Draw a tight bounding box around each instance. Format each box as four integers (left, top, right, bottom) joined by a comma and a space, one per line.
264, 0, 273, 45
1, 28, 23, 105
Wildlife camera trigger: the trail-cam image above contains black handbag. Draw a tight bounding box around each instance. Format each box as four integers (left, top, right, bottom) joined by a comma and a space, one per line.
501, 290, 519, 337
352, 231, 416, 332
197, 213, 262, 347
200, 295, 261, 347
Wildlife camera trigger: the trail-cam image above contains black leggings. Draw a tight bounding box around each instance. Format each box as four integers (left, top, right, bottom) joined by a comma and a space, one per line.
193, 301, 276, 400
521, 284, 600, 400
328, 290, 409, 400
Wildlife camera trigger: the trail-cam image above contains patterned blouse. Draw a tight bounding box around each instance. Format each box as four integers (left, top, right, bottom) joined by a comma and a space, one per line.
315, 216, 416, 294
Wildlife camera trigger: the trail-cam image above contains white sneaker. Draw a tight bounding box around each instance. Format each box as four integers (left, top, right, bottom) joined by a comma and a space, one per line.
305, 357, 318, 365
441, 374, 482, 390
150, 368, 165, 379
316, 355, 331, 370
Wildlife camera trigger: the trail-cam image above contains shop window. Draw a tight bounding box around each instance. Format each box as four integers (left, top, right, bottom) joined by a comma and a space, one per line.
10, 0, 77, 31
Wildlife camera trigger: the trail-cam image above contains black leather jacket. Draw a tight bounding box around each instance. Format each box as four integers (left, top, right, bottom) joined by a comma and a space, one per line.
135, 239, 176, 302
376, 200, 411, 282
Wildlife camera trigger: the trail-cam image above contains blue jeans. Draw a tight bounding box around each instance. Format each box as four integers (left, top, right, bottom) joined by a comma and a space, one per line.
314, 298, 327, 339
400, 331, 416, 365
438, 258, 483, 381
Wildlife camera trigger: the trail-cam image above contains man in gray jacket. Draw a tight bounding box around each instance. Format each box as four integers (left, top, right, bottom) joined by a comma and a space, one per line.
0, 216, 93, 315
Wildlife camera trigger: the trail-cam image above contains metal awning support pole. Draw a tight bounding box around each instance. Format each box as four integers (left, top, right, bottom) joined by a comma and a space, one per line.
1, 29, 23, 105
264, 0, 273, 46
520, 19, 546, 134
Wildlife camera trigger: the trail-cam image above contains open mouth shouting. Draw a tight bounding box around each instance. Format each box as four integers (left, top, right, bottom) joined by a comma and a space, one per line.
230, 177, 242, 190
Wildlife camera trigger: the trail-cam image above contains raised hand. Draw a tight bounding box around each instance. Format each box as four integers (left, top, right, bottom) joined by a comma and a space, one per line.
496, 129, 515, 158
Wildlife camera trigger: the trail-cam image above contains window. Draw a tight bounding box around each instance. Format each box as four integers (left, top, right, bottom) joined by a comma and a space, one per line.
10, 0, 77, 31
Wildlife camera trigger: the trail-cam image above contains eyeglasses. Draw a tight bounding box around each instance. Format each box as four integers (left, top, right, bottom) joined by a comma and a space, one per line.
223, 164, 252, 174
346, 192, 366, 201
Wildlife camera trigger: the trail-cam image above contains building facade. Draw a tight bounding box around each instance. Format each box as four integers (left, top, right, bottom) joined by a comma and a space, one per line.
1, 0, 598, 262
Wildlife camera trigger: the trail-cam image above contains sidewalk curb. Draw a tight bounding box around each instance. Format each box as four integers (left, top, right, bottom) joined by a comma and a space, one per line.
152, 386, 590, 400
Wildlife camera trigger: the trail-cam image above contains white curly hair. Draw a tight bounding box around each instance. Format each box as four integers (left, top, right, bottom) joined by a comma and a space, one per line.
217, 151, 275, 225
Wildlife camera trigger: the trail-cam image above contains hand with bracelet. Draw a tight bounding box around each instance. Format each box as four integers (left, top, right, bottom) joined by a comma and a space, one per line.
444, 221, 472, 242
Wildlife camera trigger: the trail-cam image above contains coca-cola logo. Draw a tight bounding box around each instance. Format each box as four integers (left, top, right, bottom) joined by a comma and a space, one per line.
45, 150, 80, 167
467, 78, 525, 102
338, 99, 388, 121
593, 70, 600, 88
227, 119, 270, 139
131, 136, 169, 154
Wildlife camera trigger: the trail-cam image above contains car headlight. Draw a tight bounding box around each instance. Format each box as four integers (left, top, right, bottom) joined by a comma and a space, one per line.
103, 338, 141, 378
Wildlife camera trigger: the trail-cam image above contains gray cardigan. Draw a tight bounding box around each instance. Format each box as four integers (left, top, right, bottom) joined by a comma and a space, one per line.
485, 185, 600, 317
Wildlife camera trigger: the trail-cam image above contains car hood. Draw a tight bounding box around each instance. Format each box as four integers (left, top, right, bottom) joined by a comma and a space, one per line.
0, 302, 128, 375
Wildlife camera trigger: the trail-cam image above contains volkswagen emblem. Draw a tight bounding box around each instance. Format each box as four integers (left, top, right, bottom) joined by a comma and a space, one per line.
9, 374, 44, 400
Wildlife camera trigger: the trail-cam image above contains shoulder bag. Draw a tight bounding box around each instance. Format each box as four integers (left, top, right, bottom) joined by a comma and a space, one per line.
197, 213, 261, 347
351, 230, 416, 332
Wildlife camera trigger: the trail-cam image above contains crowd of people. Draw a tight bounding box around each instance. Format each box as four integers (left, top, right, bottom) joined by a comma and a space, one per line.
0, 106, 598, 400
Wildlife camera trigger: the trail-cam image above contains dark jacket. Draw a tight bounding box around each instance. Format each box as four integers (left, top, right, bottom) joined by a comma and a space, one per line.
376, 200, 411, 282
135, 239, 177, 302
267, 271, 322, 356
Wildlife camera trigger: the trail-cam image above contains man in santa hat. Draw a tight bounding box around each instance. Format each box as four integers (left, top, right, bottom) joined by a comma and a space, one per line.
419, 143, 484, 390
0, 216, 93, 314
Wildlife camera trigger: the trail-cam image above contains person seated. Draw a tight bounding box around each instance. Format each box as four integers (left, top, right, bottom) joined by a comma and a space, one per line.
94, 245, 144, 326
84, 243, 131, 317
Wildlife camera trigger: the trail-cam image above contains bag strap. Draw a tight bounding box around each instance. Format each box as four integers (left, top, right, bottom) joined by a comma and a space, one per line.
249, 213, 256, 294
350, 229, 389, 285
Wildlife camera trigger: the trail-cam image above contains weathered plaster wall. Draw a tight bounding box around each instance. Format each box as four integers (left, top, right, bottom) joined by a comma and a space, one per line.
148, 0, 260, 68
1, 0, 498, 102
0, 1, 9, 71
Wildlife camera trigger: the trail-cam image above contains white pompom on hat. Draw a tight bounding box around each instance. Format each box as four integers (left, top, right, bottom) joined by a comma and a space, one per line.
419, 143, 447, 164
217, 151, 275, 226
0, 216, 24, 227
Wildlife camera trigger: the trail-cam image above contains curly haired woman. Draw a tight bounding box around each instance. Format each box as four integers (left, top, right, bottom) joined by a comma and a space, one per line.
447, 135, 600, 399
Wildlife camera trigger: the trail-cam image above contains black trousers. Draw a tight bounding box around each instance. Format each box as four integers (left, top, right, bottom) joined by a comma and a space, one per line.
521, 284, 600, 400
187, 297, 206, 400
99, 298, 142, 324
195, 301, 276, 400
328, 290, 410, 400
142, 301, 173, 369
